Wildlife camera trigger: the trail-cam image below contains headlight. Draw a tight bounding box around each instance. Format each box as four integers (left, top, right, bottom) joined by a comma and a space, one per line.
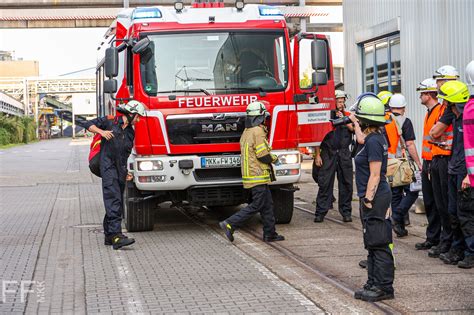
138, 160, 163, 171
278, 154, 299, 164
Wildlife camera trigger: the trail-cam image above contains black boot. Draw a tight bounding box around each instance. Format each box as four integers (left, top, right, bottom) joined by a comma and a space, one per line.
342, 215, 353, 222
428, 243, 450, 258
360, 286, 394, 302
415, 240, 438, 250
404, 213, 411, 226
314, 214, 324, 223
458, 255, 474, 269
105, 233, 127, 246
219, 221, 234, 242
440, 248, 464, 265
392, 222, 408, 237
263, 233, 285, 242
112, 234, 135, 250
354, 283, 372, 299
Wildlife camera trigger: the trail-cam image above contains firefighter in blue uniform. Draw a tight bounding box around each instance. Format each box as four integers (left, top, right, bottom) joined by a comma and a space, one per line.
313, 90, 354, 222
83, 101, 146, 250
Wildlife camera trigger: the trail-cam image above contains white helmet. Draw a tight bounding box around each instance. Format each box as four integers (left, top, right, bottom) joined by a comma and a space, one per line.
335, 90, 347, 99
433, 65, 459, 81
416, 78, 438, 93
389, 93, 407, 108
466, 60, 474, 86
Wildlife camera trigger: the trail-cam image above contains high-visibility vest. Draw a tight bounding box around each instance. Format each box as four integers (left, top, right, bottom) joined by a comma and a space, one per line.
431, 104, 453, 157
422, 104, 442, 160
385, 113, 407, 158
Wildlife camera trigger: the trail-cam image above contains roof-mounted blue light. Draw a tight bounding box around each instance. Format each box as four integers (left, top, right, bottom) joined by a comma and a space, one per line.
132, 7, 163, 20
258, 5, 283, 17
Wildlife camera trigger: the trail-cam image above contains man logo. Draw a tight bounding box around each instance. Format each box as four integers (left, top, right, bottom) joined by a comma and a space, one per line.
202, 123, 238, 133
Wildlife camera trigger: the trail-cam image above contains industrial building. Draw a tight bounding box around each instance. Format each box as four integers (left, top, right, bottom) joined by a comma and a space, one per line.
343, 0, 473, 149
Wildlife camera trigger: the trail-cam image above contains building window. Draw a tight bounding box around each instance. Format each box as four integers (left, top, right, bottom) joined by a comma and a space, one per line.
362, 34, 400, 93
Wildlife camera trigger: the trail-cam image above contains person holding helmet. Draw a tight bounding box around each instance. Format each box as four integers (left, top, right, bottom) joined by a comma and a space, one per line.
426, 66, 459, 258
384, 93, 422, 237
349, 94, 394, 302
415, 78, 443, 251
437, 80, 471, 266
458, 60, 474, 269
219, 101, 284, 243
313, 90, 354, 223
83, 100, 146, 250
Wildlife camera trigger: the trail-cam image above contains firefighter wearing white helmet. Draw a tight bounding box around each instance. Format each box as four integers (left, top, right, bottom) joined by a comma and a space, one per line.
82, 100, 147, 250
219, 101, 285, 243
385, 93, 422, 237
313, 90, 354, 223
416, 78, 444, 251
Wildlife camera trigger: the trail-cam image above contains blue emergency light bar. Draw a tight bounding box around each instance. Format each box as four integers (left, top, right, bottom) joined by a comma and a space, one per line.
258, 6, 283, 16
132, 7, 163, 19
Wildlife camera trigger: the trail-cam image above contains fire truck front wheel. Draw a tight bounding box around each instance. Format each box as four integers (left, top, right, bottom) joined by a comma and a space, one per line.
124, 182, 154, 232
271, 185, 295, 224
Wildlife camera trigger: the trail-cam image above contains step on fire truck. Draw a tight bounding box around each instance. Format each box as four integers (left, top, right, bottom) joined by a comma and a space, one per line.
97, 0, 336, 231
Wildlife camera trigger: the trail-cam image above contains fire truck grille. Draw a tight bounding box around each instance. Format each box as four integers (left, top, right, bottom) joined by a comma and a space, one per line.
166, 115, 245, 145
194, 168, 242, 182
187, 185, 246, 206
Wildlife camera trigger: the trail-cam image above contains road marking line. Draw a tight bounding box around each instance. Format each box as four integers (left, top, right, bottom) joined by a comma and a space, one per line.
114, 253, 145, 314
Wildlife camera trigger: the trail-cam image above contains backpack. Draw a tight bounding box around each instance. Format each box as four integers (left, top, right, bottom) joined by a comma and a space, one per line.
88, 115, 116, 177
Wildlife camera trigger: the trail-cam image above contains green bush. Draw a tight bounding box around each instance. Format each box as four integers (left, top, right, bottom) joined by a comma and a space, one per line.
0, 127, 11, 145
0, 114, 37, 145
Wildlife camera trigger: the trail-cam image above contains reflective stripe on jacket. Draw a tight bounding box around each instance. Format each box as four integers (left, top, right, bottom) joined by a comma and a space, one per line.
463, 97, 474, 186
240, 125, 273, 189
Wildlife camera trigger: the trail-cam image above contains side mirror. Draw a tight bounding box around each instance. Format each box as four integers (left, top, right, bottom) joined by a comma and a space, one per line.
105, 47, 119, 77
311, 40, 328, 71
132, 37, 151, 55
312, 72, 328, 86
104, 79, 117, 93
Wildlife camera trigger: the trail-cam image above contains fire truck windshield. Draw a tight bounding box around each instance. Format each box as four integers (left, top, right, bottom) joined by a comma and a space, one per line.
139, 31, 288, 96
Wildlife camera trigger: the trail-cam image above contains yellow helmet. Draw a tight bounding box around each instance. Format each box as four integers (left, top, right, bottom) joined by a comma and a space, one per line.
437, 80, 470, 104
377, 91, 393, 105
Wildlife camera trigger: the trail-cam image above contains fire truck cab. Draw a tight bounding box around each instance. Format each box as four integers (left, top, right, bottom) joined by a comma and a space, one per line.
97, 1, 335, 231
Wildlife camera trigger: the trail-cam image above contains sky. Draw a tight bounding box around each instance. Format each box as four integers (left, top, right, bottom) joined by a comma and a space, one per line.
0, 28, 107, 77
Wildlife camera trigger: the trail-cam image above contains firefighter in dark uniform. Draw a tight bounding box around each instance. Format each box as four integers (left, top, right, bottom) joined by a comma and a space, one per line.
349, 94, 394, 302
219, 101, 284, 243
314, 90, 354, 223
83, 101, 146, 250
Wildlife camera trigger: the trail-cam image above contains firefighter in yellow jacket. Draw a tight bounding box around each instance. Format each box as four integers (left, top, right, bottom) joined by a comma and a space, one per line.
219, 101, 285, 243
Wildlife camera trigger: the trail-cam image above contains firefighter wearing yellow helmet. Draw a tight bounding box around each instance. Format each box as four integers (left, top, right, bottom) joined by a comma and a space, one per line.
219, 101, 285, 243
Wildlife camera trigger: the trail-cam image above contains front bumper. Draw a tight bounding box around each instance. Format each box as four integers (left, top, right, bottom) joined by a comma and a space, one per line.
129, 150, 301, 191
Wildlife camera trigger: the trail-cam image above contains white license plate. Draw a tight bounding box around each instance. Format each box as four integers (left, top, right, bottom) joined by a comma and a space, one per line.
201, 156, 241, 168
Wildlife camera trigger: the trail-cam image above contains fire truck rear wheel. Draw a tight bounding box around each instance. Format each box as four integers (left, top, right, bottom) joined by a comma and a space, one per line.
272, 186, 294, 224
124, 182, 154, 232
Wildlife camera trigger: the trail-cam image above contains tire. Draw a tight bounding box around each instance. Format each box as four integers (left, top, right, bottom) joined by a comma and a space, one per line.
124, 182, 154, 232
272, 186, 294, 224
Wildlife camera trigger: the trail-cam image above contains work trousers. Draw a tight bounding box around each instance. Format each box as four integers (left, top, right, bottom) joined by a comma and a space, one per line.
391, 185, 419, 224
421, 159, 441, 244
458, 188, 474, 256
101, 166, 126, 237
360, 190, 394, 293
226, 184, 276, 236
447, 174, 467, 251
315, 148, 353, 217
430, 156, 453, 246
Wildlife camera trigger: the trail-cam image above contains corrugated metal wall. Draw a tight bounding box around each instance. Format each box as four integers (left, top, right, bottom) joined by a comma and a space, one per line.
343, 0, 474, 150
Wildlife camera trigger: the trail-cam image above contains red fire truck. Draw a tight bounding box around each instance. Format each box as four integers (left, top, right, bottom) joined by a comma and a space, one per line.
97, 1, 335, 231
